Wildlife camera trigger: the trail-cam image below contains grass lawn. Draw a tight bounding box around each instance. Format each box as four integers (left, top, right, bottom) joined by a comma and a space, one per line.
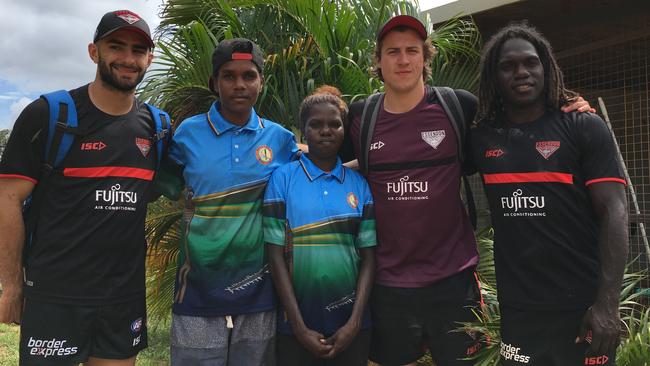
0, 322, 170, 365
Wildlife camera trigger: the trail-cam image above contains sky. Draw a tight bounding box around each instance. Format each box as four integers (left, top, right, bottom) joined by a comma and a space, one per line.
0, 0, 451, 130
0, 0, 164, 130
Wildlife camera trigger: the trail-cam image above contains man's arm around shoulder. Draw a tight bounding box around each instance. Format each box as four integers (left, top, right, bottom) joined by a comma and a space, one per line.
0, 178, 34, 324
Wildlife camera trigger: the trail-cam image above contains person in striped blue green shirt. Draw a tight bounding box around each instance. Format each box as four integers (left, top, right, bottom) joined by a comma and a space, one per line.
263, 86, 377, 366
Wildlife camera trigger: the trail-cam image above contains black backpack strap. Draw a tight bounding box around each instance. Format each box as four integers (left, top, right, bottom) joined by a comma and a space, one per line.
358, 93, 384, 176
431, 86, 466, 163
430, 86, 477, 229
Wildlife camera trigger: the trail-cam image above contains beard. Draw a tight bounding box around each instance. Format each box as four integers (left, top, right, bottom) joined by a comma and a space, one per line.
97, 55, 146, 92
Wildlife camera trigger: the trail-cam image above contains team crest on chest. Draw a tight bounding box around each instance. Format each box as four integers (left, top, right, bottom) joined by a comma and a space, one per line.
135, 138, 152, 158
347, 192, 359, 209
535, 141, 560, 159
421, 130, 446, 149
256, 145, 273, 165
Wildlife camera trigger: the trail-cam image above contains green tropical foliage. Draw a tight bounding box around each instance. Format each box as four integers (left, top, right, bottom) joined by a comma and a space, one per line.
139, 0, 481, 127
142, 0, 482, 322
0, 129, 10, 159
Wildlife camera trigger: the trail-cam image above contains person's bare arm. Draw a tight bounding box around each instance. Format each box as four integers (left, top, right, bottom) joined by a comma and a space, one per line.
268, 244, 332, 357
324, 247, 375, 358
576, 182, 628, 355
562, 96, 595, 113
0, 178, 34, 324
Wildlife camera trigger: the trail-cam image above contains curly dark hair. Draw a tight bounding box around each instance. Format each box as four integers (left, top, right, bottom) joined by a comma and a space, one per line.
476, 22, 578, 124
298, 85, 348, 133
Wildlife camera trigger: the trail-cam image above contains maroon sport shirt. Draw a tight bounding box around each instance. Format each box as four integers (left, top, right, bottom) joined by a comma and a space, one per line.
348, 95, 478, 287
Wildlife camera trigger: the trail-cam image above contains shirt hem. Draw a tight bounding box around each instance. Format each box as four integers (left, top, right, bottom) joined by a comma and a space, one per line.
23, 290, 144, 306
172, 302, 275, 317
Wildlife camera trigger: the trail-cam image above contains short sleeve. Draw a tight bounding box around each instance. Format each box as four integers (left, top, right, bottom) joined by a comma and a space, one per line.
263, 168, 288, 246
576, 113, 626, 186
287, 133, 300, 162
356, 178, 377, 248
0, 98, 48, 183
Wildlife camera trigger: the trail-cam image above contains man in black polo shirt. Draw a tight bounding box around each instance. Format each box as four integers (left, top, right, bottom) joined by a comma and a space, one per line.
471, 23, 628, 365
0, 10, 163, 366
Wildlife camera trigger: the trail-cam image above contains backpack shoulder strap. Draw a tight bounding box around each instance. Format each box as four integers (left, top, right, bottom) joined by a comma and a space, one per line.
429, 86, 477, 229
26, 90, 77, 245
430, 86, 466, 163
41, 90, 78, 169
358, 93, 384, 176
144, 103, 172, 171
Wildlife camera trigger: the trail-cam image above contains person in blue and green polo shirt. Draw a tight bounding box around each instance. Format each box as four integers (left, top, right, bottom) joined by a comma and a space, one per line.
263, 86, 377, 366
156, 38, 299, 366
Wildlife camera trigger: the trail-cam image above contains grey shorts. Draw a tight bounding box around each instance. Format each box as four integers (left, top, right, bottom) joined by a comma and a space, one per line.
170, 310, 276, 366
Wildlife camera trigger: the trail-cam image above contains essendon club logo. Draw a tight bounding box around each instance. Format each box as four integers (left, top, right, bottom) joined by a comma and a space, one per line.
535, 141, 560, 159
135, 138, 152, 158
485, 149, 504, 158
421, 130, 446, 149
115, 10, 141, 24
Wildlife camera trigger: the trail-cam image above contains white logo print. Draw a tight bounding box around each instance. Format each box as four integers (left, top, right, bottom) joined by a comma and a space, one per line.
94, 184, 138, 211
500, 342, 531, 363
500, 189, 546, 217
421, 130, 446, 149
325, 292, 356, 312
27, 337, 78, 358
386, 176, 429, 201
225, 264, 270, 294
370, 141, 385, 151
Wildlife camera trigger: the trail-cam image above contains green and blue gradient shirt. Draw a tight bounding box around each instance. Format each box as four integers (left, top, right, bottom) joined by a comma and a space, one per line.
263, 154, 377, 336
160, 101, 299, 316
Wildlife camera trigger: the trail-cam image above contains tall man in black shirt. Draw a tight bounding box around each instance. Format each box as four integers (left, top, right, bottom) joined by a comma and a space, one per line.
471, 23, 628, 365
0, 10, 161, 366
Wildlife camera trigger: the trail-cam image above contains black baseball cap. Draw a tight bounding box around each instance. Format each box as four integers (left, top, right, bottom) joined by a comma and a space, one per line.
377, 15, 427, 41
93, 10, 154, 48
212, 38, 264, 75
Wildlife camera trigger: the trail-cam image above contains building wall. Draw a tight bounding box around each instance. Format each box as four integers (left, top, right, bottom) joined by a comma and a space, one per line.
560, 36, 650, 274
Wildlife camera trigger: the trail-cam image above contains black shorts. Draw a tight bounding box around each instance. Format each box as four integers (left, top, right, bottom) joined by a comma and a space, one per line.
19, 297, 147, 366
369, 269, 485, 365
277, 329, 371, 366
500, 305, 616, 366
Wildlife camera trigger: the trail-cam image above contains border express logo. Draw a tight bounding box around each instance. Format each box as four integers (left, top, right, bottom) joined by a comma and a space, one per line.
535, 141, 560, 159
347, 192, 358, 209
27, 337, 78, 358
256, 145, 273, 165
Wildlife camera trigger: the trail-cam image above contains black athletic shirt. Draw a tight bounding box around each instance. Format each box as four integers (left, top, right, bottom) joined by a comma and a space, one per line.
470, 110, 625, 309
0, 85, 156, 305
